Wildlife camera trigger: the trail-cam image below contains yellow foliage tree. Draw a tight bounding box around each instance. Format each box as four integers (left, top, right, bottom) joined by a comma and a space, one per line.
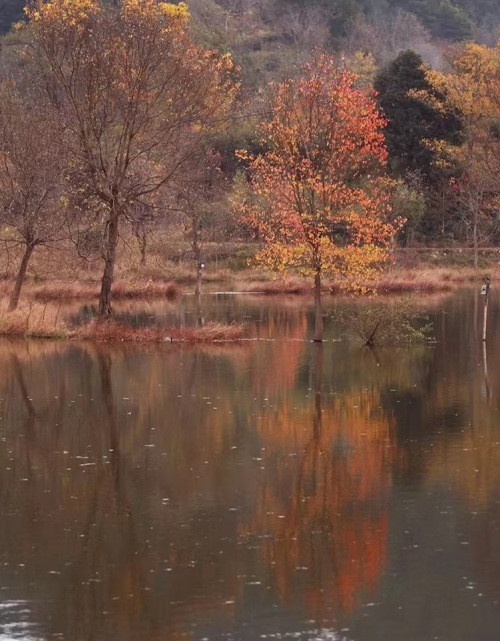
414, 43, 500, 266
22, 0, 238, 315
346, 50, 377, 87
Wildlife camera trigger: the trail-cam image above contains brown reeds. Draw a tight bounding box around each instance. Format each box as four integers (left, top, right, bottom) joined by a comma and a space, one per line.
30, 280, 181, 302
0, 261, 487, 315
74, 319, 246, 343
238, 276, 311, 295
236, 270, 458, 296
371, 269, 456, 293
0, 302, 245, 343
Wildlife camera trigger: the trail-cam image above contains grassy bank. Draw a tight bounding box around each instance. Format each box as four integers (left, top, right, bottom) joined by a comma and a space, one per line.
0, 303, 246, 343
75, 319, 246, 343
234, 266, 484, 295
0, 264, 483, 306
0, 242, 496, 309
28, 280, 182, 302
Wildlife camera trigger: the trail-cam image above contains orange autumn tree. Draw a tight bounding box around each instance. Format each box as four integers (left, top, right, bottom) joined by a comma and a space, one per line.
244, 54, 402, 341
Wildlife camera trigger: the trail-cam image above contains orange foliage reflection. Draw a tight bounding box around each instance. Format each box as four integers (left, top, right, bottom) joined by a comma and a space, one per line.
241, 347, 394, 620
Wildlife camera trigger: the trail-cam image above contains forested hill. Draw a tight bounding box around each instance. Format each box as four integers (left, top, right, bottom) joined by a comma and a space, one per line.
2, 0, 500, 41
361, 0, 499, 41
1, 0, 500, 84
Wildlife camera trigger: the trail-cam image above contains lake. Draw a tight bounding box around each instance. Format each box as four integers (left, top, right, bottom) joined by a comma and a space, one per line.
0, 289, 499, 641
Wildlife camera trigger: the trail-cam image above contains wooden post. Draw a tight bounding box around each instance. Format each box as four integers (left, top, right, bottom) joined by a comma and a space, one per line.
481, 275, 491, 342
483, 340, 491, 402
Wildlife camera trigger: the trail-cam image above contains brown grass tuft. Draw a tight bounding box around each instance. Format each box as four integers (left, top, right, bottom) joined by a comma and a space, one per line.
30, 280, 183, 302
169, 322, 246, 342
111, 280, 175, 299
0, 300, 246, 343
238, 276, 311, 295
74, 319, 245, 343
165, 282, 181, 300
32, 283, 96, 302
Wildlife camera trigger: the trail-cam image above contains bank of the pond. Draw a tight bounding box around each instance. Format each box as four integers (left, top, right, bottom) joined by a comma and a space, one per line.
27, 280, 182, 302
0, 259, 496, 310
219, 267, 481, 295
0, 313, 246, 343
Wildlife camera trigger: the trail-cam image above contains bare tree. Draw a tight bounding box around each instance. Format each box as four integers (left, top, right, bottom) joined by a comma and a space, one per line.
175, 151, 225, 297
23, 0, 238, 316
346, 9, 440, 67
452, 174, 499, 268
129, 202, 155, 268
0, 81, 66, 310
280, 4, 330, 63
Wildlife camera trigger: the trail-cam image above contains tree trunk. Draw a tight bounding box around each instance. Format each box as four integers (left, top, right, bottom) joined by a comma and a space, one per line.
195, 291, 204, 328
483, 340, 491, 402
139, 231, 147, 267
194, 243, 203, 323
9, 243, 35, 311
193, 223, 202, 297
99, 207, 119, 317
195, 263, 203, 297
473, 207, 479, 269
313, 269, 323, 342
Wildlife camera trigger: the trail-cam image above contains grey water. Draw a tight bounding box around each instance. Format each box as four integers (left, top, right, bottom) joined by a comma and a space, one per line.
0, 289, 499, 641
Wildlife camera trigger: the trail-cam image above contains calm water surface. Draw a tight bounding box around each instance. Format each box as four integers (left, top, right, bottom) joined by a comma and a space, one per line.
0, 290, 500, 641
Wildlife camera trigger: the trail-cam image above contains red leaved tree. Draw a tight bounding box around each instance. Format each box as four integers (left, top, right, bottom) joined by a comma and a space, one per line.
243, 54, 403, 341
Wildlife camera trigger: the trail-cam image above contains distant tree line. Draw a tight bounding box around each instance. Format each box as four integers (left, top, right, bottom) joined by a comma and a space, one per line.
279, 0, 498, 42
2, 0, 500, 41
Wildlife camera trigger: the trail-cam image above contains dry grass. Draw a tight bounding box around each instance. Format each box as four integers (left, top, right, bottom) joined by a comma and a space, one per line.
109, 280, 181, 300
229, 268, 472, 296
2, 235, 500, 298
0, 244, 496, 310
372, 269, 456, 293
29, 280, 181, 302
0, 303, 246, 343
237, 276, 311, 295
0, 302, 67, 338
74, 319, 246, 343
372, 266, 494, 293
2, 265, 486, 309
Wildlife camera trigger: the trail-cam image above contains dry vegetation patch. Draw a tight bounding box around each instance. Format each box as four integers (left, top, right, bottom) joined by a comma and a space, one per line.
0, 302, 245, 343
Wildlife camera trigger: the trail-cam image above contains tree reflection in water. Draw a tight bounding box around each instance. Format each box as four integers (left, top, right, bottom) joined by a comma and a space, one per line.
240, 342, 394, 621
0, 291, 499, 641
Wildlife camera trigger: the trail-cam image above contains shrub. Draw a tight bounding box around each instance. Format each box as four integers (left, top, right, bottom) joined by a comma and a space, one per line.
334, 297, 433, 346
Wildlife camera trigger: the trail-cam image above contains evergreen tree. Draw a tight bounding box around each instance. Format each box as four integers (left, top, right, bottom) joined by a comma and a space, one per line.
374, 49, 463, 178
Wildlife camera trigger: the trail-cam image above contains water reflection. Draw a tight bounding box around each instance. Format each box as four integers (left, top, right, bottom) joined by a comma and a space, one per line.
241, 342, 393, 622
1, 291, 500, 639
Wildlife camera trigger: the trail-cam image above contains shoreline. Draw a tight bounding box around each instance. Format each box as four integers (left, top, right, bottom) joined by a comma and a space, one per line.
0, 263, 489, 344
8, 266, 486, 303
0, 318, 248, 344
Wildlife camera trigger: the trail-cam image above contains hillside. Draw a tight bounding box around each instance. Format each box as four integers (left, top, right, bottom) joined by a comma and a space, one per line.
2, 0, 500, 69
179, 0, 497, 88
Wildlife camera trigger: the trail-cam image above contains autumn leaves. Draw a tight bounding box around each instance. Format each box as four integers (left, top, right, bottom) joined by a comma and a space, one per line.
6, 0, 237, 314
241, 54, 403, 340
3, 1, 400, 325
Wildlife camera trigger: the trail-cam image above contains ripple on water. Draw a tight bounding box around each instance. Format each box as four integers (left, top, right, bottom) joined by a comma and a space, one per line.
0, 601, 40, 640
